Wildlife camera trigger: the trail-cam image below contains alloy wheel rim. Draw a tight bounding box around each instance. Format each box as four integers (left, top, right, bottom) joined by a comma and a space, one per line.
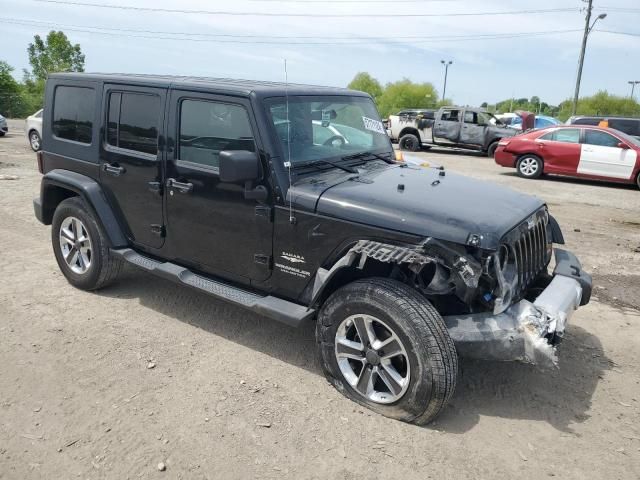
59, 216, 92, 274
520, 157, 538, 176
335, 314, 410, 404
30, 133, 40, 150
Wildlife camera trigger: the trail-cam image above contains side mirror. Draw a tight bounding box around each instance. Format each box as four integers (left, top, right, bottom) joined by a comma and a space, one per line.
219, 150, 260, 183
618, 142, 629, 149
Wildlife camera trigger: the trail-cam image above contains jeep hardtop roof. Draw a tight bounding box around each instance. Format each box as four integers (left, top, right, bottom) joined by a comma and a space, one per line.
48, 72, 368, 99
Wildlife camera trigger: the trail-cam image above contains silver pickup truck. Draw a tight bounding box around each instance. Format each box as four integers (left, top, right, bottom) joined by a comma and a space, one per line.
387, 107, 532, 157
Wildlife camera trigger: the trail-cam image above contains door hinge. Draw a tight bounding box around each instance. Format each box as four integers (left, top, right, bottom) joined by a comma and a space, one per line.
255, 205, 273, 221
254, 254, 272, 267
150, 224, 166, 237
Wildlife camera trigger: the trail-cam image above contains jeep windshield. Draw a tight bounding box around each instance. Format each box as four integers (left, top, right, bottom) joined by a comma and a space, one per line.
265, 95, 392, 168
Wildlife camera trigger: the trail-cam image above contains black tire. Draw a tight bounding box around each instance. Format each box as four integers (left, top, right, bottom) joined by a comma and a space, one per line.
0, 132, 5, 137
636, 171, 640, 191
316, 278, 457, 425
516, 154, 543, 179
51, 196, 122, 290
487, 141, 499, 158
399, 134, 421, 152
29, 130, 41, 151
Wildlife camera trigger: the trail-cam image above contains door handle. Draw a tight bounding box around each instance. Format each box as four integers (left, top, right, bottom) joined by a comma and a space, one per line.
538, 142, 545, 148
167, 178, 193, 193
103, 163, 125, 176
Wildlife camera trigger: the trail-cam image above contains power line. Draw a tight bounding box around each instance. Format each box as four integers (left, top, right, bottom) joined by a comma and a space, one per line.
0, 17, 581, 42
31, 0, 578, 18
0, 18, 582, 45
598, 29, 640, 37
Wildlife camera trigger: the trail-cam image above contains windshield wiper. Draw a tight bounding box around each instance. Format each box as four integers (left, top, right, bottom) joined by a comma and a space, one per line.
342, 151, 395, 164
295, 158, 359, 174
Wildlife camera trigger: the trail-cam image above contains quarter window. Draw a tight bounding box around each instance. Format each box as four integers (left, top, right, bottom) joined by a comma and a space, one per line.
584, 130, 621, 148
106, 92, 160, 155
540, 129, 580, 143
463, 111, 476, 124
179, 100, 255, 170
52, 86, 95, 144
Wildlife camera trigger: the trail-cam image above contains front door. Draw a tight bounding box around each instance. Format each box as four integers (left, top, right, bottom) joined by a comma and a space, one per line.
459, 110, 486, 146
535, 128, 581, 173
578, 129, 638, 180
100, 85, 167, 249
433, 108, 461, 144
163, 90, 273, 284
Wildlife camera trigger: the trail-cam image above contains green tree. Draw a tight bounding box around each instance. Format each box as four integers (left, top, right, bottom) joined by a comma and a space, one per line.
347, 72, 383, 102
557, 90, 640, 121
27, 31, 85, 81
376, 79, 439, 118
0, 61, 22, 117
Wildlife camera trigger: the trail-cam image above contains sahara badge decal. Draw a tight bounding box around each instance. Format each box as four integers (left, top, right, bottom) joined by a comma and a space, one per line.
275, 252, 311, 278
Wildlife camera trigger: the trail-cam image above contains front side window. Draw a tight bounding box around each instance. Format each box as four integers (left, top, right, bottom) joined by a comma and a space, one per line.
52, 86, 95, 144
106, 92, 160, 155
540, 129, 580, 143
584, 130, 620, 148
179, 99, 255, 169
266, 95, 390, 166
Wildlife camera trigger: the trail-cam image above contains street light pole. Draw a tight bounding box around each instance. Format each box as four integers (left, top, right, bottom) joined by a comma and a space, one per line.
440, 60, 453, 104
628, 81, 640, 99
572, 0, 606, 115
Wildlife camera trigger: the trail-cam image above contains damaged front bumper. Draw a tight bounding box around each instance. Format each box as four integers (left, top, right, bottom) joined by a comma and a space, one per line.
443, 249, 592, 367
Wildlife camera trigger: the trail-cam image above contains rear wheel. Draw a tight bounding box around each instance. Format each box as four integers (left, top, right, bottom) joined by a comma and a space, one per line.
399, 134, 421, 152
316, 278, 457, 425
636, 171, 640, 190
52, 197, 122, 290
517, 154, 543, 179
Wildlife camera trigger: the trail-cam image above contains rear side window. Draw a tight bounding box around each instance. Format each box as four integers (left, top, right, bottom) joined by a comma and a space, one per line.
441, 109, 460, 122
540, 129, 580, 143
584, 130, 620, 148
52, 86, 95, 144
608, 119, 640, 137
178, 100, 255, 170
106, 92, 160, 155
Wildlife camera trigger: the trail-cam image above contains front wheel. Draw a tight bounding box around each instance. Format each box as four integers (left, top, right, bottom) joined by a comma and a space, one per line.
29, 130, 41, 151
517, 154, 543, 179
316, 278, 458, 425
636, 171, 640, 190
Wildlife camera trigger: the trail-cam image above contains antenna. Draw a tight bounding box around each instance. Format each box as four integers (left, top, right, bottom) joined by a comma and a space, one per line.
284, 59, 295, 224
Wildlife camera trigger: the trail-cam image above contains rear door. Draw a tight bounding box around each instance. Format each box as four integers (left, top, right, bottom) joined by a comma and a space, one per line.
433, 108, 461, 144
535, 128, 581, 173
163, 90, 273, 284
100, 85, 166, 249
578, 129, 638, 180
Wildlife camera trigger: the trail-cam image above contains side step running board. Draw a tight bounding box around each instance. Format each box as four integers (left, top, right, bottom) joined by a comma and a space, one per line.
111, 248, 314, 328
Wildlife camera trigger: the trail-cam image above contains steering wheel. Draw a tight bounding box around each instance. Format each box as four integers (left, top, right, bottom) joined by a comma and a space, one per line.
323, 135, 346, 147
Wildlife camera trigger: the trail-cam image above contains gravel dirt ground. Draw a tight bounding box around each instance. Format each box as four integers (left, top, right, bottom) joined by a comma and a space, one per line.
1, 118, 639, 479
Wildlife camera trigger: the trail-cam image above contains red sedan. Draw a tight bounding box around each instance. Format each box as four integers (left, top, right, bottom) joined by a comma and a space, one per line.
494, 125, 640, 189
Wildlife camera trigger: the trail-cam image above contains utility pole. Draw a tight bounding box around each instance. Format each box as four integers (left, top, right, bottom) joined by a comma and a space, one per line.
572, 0, 606, 115
628, 81, 640, 99
440, 60, 452, 104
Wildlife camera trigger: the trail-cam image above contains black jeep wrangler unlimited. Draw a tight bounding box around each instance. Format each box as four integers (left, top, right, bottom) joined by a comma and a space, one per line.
34, 73, 592, 424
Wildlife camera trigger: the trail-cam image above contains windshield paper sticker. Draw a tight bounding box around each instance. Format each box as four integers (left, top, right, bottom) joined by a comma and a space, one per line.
362, 116, 386, 135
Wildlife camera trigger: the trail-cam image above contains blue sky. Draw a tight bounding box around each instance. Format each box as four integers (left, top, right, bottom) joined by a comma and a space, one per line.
2, 0, 639, 107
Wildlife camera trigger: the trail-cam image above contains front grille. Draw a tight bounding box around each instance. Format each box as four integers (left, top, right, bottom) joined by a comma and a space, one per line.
506, 212, 549, 296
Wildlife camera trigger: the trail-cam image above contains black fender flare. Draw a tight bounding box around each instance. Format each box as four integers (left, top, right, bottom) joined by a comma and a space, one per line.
38, 169, 128, 247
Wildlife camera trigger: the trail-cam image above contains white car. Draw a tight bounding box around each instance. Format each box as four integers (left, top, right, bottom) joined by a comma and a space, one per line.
25, 109, 43, 151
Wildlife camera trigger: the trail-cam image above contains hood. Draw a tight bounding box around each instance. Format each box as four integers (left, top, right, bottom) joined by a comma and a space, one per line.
289, 164, 544, 249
